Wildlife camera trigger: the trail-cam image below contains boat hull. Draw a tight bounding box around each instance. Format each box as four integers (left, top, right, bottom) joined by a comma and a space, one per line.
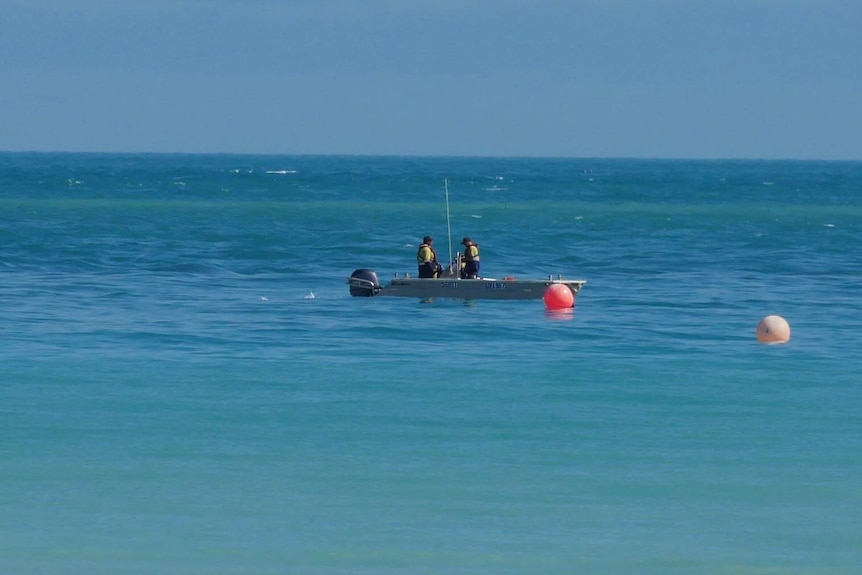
378, 277, 585, 301
347, 268, 586, 301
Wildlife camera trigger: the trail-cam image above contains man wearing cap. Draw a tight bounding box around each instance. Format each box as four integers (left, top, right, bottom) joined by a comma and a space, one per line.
417, 235, 441, 278
460, 237, 480, 279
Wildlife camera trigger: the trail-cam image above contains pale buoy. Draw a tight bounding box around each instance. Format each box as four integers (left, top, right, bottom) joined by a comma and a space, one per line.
543, 283, 574, 310
756, 315, 791, 344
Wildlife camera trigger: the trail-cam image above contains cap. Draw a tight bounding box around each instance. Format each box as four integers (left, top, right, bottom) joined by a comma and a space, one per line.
423, 236, 433, 244
460, 237, 472, 245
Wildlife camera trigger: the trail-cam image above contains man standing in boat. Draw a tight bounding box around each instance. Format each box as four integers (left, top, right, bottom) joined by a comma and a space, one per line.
417, 235, 442, 278
460, 237, 480, 279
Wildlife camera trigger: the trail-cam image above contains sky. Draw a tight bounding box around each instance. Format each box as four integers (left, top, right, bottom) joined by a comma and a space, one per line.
2, 0, 860, 160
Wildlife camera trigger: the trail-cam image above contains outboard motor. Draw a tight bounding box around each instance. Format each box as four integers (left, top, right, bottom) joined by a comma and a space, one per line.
348, 269, 382, 297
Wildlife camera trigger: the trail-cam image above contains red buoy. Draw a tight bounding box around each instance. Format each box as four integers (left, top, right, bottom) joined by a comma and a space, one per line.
543, 283, 574, 310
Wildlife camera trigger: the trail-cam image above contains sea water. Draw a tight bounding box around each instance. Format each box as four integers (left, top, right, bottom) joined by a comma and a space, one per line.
1, 153, 860, 574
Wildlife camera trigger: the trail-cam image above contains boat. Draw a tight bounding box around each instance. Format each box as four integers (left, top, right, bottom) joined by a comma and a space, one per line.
347, 258, 586, 302
347, 179, 586, 303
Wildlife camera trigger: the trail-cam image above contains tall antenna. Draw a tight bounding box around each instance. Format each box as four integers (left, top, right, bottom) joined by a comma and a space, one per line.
444, 178, 453, 265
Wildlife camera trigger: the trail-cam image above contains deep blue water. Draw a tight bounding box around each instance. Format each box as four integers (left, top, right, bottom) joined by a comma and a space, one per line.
1, 153, 861, 574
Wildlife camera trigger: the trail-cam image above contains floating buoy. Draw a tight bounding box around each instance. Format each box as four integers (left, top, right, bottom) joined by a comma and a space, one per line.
543, 283, 574, 310
756, 315, 790, 344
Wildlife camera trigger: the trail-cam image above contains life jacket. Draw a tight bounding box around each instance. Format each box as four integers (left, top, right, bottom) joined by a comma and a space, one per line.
463, 243, 479, 262
417, 243, 438, 264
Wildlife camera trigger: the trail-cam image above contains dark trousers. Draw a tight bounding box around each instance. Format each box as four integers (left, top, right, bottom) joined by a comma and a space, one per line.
418, 262, 439, 278
462, 261, 479, 279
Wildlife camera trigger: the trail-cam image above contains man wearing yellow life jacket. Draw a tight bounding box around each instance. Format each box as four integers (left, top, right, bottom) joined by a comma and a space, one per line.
460, 237, 480, 279
417, 235, 441, 278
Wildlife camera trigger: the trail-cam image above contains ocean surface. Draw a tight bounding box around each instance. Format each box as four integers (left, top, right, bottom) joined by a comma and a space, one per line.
1, 153, 860, 574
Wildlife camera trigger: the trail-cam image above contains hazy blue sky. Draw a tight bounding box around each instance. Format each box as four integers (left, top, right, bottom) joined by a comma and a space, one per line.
2, 0, 860, 159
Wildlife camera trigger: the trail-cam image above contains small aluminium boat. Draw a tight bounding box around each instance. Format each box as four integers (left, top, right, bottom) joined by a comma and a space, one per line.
347, 179, 586, 303
347, 261, 586, 303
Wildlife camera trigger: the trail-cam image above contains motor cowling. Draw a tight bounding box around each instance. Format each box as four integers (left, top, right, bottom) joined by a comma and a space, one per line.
348, 269, 382, 297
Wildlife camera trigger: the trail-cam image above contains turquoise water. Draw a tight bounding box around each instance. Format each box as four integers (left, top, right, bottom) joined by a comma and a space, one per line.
2, 153, 861, 574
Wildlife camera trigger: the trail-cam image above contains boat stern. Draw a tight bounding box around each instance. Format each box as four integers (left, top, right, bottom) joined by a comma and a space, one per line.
347, 269, 382, 297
